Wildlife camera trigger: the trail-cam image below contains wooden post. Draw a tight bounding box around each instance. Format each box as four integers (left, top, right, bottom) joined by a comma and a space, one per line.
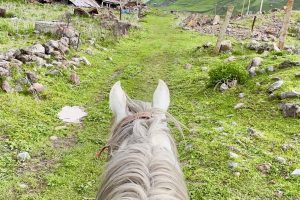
259, 0, 264, 14
241, 0, 246, 15
278, 0, 294, 49
214, 5, 234, 54
246, 0, 251, 15
251, 16, 257, 32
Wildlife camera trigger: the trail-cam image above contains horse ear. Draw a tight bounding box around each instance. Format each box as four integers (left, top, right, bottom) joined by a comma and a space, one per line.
109, 81, 127, 123
152, 80, 170, 111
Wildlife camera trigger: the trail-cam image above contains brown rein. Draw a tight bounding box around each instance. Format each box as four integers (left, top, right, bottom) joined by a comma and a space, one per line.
96, 112, 152, 159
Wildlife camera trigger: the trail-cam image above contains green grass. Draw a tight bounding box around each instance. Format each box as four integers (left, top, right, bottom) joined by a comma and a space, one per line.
1, 2, 300, 200
148, 0, 300, 14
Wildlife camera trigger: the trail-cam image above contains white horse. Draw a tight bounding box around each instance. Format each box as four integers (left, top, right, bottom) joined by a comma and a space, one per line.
97, 80, 189, 200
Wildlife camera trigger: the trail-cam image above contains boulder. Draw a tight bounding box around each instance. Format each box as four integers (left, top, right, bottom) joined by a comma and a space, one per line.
26, 71, 38, 83
0, 67, 9, 77
248, 40, 261, 50
29, 83, 45, 93
268, 80, 284, 93
220, 40, 232, 52
0, 60, 9, 69
1, 80, 12, 93
280, 91, 300, 99
279, 103, 300, 118
70, 72, 80, 85
212, 15, 220, 25
35, 21, 67, 34
279, 60, 300, 69
22, 44, 45, 55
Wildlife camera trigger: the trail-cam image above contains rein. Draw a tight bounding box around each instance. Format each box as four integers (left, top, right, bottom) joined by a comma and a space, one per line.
96, 112, 152, 158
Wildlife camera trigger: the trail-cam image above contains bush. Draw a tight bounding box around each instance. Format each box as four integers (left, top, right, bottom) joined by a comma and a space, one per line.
208, 62, 249, 86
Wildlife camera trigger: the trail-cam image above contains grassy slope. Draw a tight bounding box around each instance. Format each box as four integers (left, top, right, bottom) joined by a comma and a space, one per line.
148, 0, 300, 14
0, 3, 300, 200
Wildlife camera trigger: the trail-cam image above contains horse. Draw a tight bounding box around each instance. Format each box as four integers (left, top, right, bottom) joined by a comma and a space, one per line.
96, 80, 189, 200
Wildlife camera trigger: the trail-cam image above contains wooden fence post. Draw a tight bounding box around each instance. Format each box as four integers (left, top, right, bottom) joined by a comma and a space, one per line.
259, 0, 264, 14
246, 0, 251, 15
214, 5, 234, 54
278, 0, 294, 49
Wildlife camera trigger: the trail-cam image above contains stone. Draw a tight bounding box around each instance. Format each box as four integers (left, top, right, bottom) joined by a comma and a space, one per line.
268, 93, 279, 100
1, 81, 12, 93
266, 66, 275, 72
256, 163, 272, 174
220, 83, 229, 92
229, 152, 239, 159
29, 83, 45, 93
231, 122, 237, 126
215, 127, 224, 132
275, 156, 286, 164
248, 40, 261, 50
22, 43, 45, 55
26, 71, 38, 83
275, 190, 284, 198
70, 72, 80, 85
280, 91, 300, 99
279, 103, 300, 118
33, 57, 46, 67
212, 15, 220, 25
202, 42, 212, 49
234, 172, 240, 177
248, 67, 257, 76
57, 106, 87, 123
45, 70, 60, 76
57, 26, 79, 38
17, 151, 31, 161
35, 21, 67, 34
228, 161, 238, 169
85, 48, 93, 55
201, 66, 208, 72
234, 103, 245, 109
108, 57, 113, 61
5, 49, 21, 60
18, 183, 28, 189
69, 37, 80, 47
220, 40, 232, 52
50, 135, 58, 141
291, 169, 300, 176
268, 80, 284, 93
279, 60, 300, 69
227, 80, 237, 88
184, 63, 192, 70
249, 57, 263, 68
0, 61, 10, 69
282, 143, 293, 151
0, 67, 9, 77
10, 59, 23, 67
238, 93, 245, 98
80, 57, 91, 66
226, 56, 236, 62
59, 37, 69, 47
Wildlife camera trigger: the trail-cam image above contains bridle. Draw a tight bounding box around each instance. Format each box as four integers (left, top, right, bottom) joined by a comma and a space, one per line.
96, 112, 153, 158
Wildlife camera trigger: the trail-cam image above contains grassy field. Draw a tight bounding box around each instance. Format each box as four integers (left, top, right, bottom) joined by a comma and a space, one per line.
148, 0, 300, 14
1, 2, 300, 199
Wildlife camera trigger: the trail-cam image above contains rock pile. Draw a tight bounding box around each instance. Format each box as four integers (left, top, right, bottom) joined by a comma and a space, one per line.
0, 25, 90, 94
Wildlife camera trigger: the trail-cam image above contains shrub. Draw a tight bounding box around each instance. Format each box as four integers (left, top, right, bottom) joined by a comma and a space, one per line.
208, 62, 249, 86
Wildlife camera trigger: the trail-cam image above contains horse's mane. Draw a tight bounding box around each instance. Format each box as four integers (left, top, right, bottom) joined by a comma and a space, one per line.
96, 97, 189, 200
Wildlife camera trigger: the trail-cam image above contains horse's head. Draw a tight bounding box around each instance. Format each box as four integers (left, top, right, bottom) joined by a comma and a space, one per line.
109, 80, 170, 125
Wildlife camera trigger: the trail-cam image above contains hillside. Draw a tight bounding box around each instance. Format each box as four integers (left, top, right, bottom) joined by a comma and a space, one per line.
148, 0, 300, 14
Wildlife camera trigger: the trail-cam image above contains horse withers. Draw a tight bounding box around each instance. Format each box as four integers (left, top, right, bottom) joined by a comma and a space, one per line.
96, 80, 189, 200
